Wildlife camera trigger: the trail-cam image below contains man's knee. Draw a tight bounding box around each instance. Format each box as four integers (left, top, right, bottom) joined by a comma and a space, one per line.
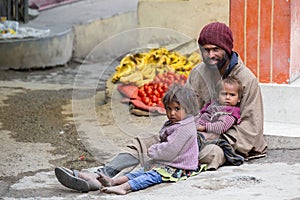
199, 144, 226, 170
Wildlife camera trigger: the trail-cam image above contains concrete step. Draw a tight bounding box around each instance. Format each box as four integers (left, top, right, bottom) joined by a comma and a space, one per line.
261, 83, 300, 149
264, 121, 300, 149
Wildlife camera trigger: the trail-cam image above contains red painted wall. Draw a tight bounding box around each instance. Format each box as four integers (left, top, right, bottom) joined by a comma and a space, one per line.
230, 0, 298, 84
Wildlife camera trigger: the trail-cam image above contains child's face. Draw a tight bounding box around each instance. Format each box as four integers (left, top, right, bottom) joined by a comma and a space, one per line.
217, 83, 240, 106
165, 101, 187, 123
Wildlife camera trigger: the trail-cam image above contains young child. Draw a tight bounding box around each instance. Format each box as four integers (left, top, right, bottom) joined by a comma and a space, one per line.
97, 84, 200, 195
195, 76, 243, 140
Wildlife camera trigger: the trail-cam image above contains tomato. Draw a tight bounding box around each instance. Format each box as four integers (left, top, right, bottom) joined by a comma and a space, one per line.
165, 79, 172, 86
138, 89, 147, 98
157, 100, 164, 107
162, 84, 168, 91
157, 74, 164, 81
153, 90, 160, 98
137, 72, 188, 107
158, 77, 164, 84
138, 86, 144, 91
151, 95, 158, 103
142, 96, 150, 105
153, 83, 158, 90
153, 76, 160, 83
167, 74, 174, 82
146, 87, 153, 95
143, 84, 149, 91
158, 82, 164, 88
157, 86, 164, 94
148, 82, 154, 87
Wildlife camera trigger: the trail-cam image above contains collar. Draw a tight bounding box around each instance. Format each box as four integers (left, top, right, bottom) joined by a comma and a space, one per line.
223, 51, 238, 78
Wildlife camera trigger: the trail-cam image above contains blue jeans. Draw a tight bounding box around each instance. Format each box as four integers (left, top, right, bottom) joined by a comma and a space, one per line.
126, 169, 162, 191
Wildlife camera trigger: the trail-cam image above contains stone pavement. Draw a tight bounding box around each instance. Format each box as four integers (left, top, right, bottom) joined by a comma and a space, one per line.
3, 162, 300, 200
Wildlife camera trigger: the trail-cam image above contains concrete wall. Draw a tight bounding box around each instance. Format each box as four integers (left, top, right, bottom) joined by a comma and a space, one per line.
0, 31, 73, 70
261, 83, 300, 124
72, 11, 138, 63
138, 0, 230, 39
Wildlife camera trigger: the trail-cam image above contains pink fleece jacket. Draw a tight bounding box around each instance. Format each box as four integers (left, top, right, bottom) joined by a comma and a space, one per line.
147, 115, 199, 170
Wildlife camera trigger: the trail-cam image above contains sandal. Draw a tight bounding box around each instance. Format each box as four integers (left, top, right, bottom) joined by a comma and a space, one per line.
55, 167, 90, 192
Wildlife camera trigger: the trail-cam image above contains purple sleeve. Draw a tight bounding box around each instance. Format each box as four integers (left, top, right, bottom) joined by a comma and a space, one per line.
205, 114, 236, 134
148, 127, 192, 161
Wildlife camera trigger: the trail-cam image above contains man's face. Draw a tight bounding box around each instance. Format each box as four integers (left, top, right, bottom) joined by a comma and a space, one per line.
200, 44, 229, 71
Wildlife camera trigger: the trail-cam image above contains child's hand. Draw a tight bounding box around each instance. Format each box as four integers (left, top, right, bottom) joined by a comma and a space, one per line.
197, 125, 206, 132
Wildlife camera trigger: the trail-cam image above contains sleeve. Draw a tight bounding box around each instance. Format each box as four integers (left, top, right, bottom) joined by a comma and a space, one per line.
147, 127, 192, 162
205, 114, 236, 134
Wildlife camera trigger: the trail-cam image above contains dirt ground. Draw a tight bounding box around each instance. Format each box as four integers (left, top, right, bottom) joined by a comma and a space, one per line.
0, 88, 102, 170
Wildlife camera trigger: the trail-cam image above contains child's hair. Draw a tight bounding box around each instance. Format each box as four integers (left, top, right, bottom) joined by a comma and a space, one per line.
162, 84, 199, 116
216, 76, 243, 99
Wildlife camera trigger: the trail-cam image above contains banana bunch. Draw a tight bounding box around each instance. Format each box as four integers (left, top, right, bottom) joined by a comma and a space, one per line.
119, 71, 143, 85
112, 54, 137, 83
118, 63, 176, 87
188, 51, 202, 65
168, 51, 202, 72
111, 47, 202, 85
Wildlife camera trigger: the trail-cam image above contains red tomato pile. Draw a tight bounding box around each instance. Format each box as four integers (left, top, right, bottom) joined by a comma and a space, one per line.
137, 72, 187, 107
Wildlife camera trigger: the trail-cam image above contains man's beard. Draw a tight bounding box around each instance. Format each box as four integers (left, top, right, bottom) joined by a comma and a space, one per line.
204, 53, 229, 70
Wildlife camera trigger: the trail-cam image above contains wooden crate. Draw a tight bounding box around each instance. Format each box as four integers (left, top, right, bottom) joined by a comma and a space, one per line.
230, 0, 300, 84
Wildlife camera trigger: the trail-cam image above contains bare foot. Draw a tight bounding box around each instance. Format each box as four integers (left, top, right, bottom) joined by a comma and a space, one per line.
78, 172, 102, 190
101, 183, 130, 195
97, 173, 114, 187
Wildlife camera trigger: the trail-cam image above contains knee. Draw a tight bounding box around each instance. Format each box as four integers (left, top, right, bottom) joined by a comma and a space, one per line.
199, 144, 226, 170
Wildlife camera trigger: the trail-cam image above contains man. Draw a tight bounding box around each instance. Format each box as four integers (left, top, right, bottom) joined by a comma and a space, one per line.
55, 22, 267, 192
186, 22, 267, 169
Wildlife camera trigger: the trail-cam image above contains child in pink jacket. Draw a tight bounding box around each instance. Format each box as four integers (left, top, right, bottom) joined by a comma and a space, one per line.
97, 84, 200, 195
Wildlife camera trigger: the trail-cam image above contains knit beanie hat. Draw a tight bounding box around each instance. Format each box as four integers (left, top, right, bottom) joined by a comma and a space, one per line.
198, 22, 233, 56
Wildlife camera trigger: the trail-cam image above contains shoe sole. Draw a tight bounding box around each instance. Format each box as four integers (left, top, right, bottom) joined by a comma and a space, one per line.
55, 167, 90, 192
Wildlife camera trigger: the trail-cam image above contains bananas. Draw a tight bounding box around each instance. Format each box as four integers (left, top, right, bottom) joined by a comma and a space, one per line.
112, 47, 202, 85
187, 51, 201, 65
119, 71, 143, 85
